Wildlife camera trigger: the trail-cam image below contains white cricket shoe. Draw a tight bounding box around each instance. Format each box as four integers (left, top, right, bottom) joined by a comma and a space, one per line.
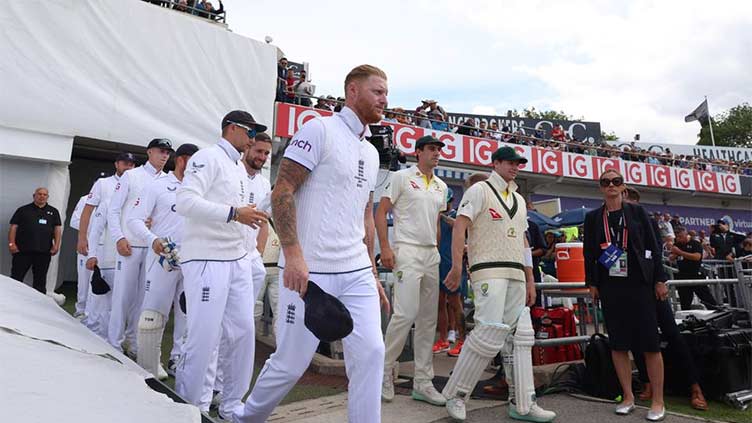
509, 402, 556, 422
445, 396, 466, 421
412, 381, 446, 406
157, 364, 169, 380
381, 368, 394, 402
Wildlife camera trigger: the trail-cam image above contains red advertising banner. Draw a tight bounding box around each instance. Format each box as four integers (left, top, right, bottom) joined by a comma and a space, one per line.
274, 103, 743, 195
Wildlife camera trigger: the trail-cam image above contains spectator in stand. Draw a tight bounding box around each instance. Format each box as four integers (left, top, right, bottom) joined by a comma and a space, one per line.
415, 111, 432, 129
198, 0, 223, 20
313, 97, 328, 110
671, 227, 717, 310
284, 68, 297, 103
657, 212, 675, 239
174, 0, 189, 12
429, 113, 449, 132
334, 97, 345, 112
292, 70, 314, 107
383, 111, 398, 123
457, 118, 480, 137
489, 121, 502, 141
477, 121, 489, 138
415, 99, 447, 123
670, 214, 681, 229
551, 124, 565, 142
276, 57, 289, 102
8, 188, 62, 294
393, 107, 410, 125
730, 238, 752, 262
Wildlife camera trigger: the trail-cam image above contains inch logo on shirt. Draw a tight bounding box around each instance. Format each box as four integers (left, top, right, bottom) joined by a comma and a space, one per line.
488, 208, 503, 221
290, 138, 312, 152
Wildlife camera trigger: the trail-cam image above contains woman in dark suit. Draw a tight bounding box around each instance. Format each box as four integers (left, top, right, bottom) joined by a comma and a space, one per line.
584, 169, 667, 421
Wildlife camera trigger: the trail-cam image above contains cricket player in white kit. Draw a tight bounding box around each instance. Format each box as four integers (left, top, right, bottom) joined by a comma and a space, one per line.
78, 153, 136, 334
213, 133, 272, 402
442, 146, 556, 422
108, 140, 172, 355
175, 110, 268, 416
129, 143, 198, 379
70, 195, 90, 319
85, 201, 117, 338
378, 135, 448, 405
235, 64, 391, 423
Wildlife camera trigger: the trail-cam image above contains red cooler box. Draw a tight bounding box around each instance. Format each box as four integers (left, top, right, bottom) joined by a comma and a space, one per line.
555, 242, 586, 285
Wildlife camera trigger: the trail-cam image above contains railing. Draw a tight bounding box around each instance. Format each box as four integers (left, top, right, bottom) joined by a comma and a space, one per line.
143, 0, 226, 24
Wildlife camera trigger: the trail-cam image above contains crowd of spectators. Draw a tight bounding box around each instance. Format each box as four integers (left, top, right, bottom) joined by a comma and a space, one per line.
143, 0, 225, 21
277, 78, 752, 175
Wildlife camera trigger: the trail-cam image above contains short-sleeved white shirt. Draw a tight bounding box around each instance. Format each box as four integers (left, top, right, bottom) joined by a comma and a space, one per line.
280, 106, 379, 273
383, 167, 447, 246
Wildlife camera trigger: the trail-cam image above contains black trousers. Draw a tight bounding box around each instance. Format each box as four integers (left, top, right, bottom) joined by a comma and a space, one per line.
634, 299, 699, 387
11, 252, 51, 294
677, 285, 718, 310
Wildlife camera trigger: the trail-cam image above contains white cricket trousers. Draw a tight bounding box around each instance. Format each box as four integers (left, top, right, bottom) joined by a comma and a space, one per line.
76, 253, 91, 316
472, 278, 526, 326
84, 268, 114, 339
235, 268, 385, 423
108, 247, 148, 353
253, 267, 279, 331
176, 256, 254, 413
383, 243, 440, 382
141, 253, 187, 359
213, 253, 265, 416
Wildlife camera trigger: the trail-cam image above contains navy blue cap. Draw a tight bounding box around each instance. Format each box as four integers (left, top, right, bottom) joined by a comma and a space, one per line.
115, 152, 136, 163
147, 138, 174, 151
303, 281, 353, 342
90, 266, 111, 295
175, 143, 199, 157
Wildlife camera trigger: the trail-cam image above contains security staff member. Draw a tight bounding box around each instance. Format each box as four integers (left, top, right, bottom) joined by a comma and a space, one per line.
378, 135, 448, 406
8, 187, 62, 294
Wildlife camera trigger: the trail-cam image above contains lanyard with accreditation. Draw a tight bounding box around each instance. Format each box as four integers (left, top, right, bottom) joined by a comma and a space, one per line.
597, 208, 628, 277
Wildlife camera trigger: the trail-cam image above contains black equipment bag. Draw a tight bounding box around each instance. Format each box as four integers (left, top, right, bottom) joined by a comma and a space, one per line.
682, 327, 752, 399
583, 333, 622, 400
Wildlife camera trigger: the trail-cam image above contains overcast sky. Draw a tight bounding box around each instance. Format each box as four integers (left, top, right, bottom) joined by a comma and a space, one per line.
222, 0, 751, 144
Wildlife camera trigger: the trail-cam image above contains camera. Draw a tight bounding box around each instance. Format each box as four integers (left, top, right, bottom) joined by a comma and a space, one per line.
367, 125, 405, 171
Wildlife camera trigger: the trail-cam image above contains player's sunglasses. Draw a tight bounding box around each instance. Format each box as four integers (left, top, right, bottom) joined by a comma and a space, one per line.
599, 177, 624, 187
229, 121, 258, 139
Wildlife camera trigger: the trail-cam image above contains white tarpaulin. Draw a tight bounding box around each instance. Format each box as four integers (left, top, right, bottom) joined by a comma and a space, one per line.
0, 0, 277, 290
0, 275, 200, 422
0, 0, 277, 150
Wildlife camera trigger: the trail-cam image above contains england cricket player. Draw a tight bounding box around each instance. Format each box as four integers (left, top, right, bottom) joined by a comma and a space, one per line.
175, 110, 268, 416
70, 195, 90, 320
85, 200, 116, 338
234, 64, 391, 423
107, 139, 172, 356
378, 135, 448, 405
213, 132, 272, 404
128, 143, 198, 379
78, 153, 136, 335
442, 146, 555, 422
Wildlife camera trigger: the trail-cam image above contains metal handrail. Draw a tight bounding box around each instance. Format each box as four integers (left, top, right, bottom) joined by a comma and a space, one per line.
146, 0, 227, 23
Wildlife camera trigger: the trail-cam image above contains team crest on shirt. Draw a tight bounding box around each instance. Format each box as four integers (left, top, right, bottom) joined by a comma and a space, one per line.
488, 208, 503, 221
88, 192, 93, 198
481, 283, 489, 296
507, 227, 517, 238
396, 271, 403, 282
115, 183, 121, 191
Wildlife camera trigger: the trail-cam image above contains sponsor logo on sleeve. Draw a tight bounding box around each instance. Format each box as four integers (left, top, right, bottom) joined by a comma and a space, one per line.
290, 138, 312, 152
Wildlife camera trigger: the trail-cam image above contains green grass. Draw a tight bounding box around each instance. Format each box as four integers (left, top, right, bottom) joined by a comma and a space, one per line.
58, 282, 345, 405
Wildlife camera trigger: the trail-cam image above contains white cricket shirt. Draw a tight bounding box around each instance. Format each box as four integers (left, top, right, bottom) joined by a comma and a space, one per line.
280, 106, 379, 273
108, 162, 167, 247
128, 172, 185, 248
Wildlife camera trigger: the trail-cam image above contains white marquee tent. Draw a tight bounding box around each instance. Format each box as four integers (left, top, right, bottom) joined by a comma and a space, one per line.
0, 0, 277, 292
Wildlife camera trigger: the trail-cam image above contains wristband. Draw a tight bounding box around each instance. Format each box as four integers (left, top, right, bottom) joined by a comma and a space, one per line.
227, 207, 235, 223
523, 247, 533, 267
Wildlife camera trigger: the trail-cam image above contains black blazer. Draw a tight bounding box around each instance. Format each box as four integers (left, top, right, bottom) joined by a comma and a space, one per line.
583, 202, 667, 287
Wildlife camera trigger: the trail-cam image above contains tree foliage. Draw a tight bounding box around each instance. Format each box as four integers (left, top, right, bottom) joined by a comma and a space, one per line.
601, 131, 619, 141
697, 103, 752, 148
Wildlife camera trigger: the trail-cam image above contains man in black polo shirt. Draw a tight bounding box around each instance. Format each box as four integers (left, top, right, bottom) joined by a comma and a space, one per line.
8, 187, 62, 293
671, 227, 717, 310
